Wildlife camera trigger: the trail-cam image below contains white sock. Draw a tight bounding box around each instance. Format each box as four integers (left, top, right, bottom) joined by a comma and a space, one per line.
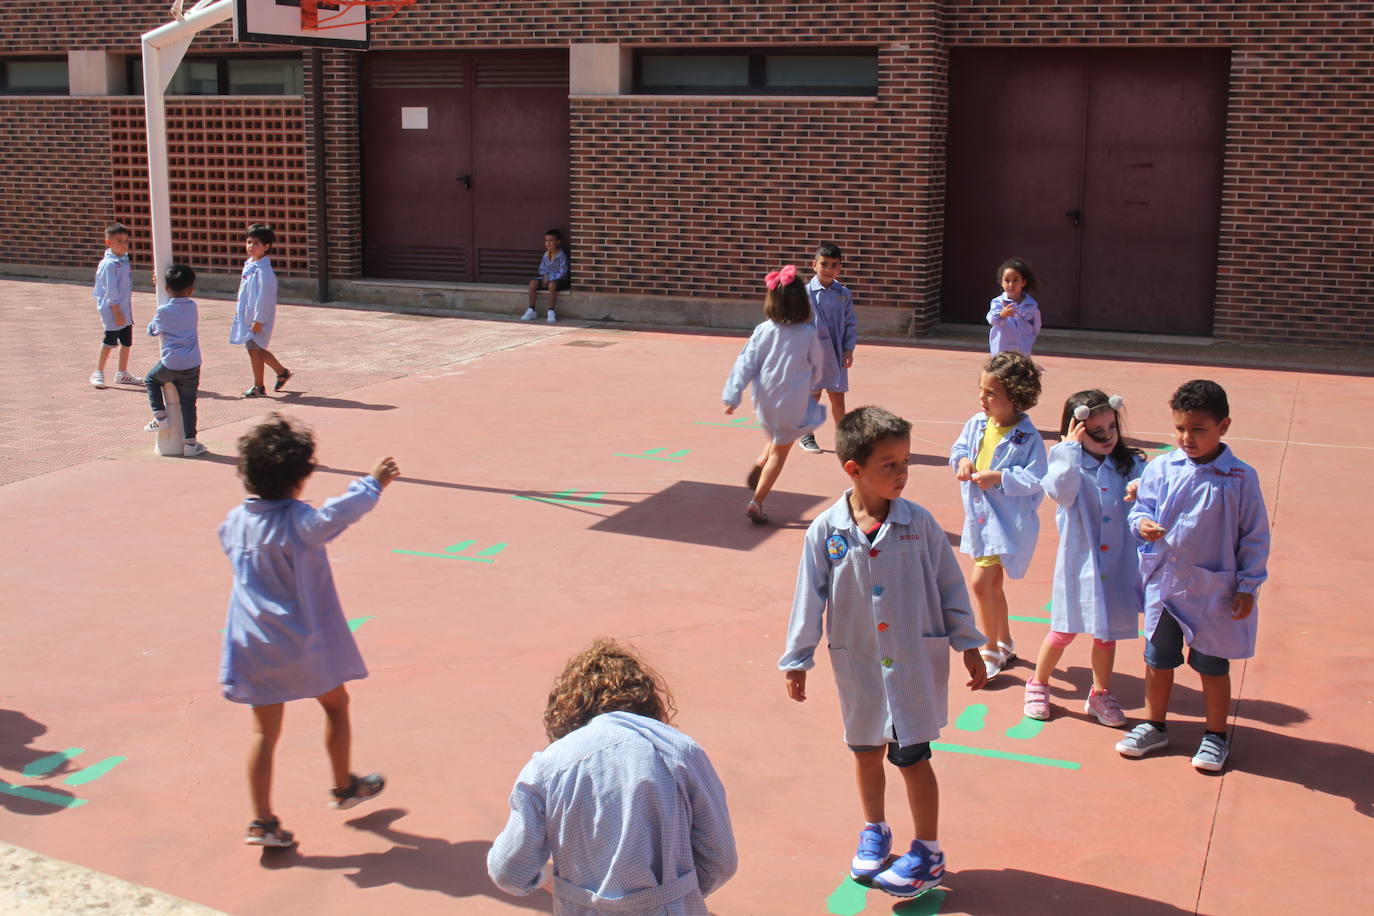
865, 821, 890, 833
919, 839, 941, 854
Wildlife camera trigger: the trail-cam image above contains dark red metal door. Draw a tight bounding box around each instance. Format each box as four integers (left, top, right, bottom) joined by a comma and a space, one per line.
361, 51, 570, 283
943, 49, 1228, 335
471, 52, 571, 283
362, 53, 474, 281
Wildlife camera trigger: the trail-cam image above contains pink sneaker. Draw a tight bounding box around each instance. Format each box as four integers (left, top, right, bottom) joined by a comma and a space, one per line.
1023, 678, 1050, 720
1085, 688, 1126, 727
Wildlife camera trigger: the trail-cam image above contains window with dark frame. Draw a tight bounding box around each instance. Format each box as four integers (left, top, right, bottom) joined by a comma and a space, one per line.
635, 48, 878, 96
126, 55, 304, 96
1, 58, 70, 95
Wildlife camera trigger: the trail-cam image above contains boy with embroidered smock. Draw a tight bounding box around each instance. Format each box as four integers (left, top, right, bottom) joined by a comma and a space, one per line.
798, 242, 858, 454
142, 263, 206, 457
90, 222, 140, 389
780, 406, 986, 900
1117, 379, 1270, 772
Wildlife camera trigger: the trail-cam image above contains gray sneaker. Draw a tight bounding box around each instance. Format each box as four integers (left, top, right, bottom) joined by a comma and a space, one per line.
1191, 733, 1229, 772
1115, 723, 1169, 757
799, 434, 822, 453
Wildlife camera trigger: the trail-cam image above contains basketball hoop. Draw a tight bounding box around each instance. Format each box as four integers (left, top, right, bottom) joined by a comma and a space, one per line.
302, 0, 416, 31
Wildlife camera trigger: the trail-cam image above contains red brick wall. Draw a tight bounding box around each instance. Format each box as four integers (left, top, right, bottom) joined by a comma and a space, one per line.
3, 1, 1371, 346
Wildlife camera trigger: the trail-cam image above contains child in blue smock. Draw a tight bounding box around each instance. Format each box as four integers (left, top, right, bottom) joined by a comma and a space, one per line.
782, 407, 986, 900
722, 263, 826, 524
949, 351, 1047, 680
230, 223, 292, 398
1118, 380, 1270, 772
797, 241, 858, 454
219, 414, 400, 847
1024, 390, 1146, 726
489, 639, 737, 914
986, 256, 1041, 355
90, 222, 139, 389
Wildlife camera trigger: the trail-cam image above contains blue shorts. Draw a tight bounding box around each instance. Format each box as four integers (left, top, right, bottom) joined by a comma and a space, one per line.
1144, 609, 1230, 677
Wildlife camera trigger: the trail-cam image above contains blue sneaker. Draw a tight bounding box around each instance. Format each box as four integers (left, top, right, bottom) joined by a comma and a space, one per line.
872, 840, 945, 898
850, 823, 893, 879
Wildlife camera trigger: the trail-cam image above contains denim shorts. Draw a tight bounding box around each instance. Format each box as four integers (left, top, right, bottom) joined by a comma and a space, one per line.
1144, 609, 1230, 676
847, 739, 933, 768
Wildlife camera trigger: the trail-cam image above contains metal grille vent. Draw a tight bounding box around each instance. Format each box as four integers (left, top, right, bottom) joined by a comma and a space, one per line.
478, 248, 543, 282
365, 247, 468, 281
475, 56, 568, 89
367, 57, 466, 89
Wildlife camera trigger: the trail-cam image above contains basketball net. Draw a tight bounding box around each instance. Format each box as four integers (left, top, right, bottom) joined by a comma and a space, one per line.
301, 0, 416, 31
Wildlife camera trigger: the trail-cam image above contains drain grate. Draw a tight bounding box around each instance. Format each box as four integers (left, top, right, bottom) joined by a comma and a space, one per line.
563, 340, 617, 348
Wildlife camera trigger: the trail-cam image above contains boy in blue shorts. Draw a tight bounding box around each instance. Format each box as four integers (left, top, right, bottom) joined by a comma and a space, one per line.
1119, 379, 1270, 771
798, 242, 857, 453
143, 264, 206, 457
90, 222, 140, 389
781, 406, 986, 899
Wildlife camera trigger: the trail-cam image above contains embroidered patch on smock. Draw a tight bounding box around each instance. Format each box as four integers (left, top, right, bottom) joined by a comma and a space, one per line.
826, 534, 849, 560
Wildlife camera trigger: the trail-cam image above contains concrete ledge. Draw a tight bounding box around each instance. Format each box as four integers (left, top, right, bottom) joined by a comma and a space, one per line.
0, 840, 226, 915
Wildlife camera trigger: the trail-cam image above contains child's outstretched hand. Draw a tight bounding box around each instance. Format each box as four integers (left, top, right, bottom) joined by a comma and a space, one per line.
785, 670, 807, 702
371, 456, 400, 489
1138, 519, 1166, 541
1231, 592, 1256, 620
972, 469, 1002, 490
954, 457, 974, 481
1124, 479, 1140, 502
962, 648, 988, 690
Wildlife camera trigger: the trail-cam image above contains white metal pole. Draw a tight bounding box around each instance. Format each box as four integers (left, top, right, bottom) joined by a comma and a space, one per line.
141, 0, 233, 306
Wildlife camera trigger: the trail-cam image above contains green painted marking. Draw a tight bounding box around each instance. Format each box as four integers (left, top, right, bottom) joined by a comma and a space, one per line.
0, 780, 87, 809
62, 756, 125, 787
22, 748, 83, 779
1005, 716, 1046, 740
893, 888, 947, 914
932, 741, 1080, 770
474, 542, 508, 558
613, 448, 689, 462
391, 550, 495, 562
954, 703, 987, 733
513, 493, 605, 507
347, 616, 374, 632
826, 877, 870, 915
1042, 600, 1052, 611
1009, 614, 1051, 623
445, 539, 476, 553
666, 449, 690, 458
696, 417, 761, 428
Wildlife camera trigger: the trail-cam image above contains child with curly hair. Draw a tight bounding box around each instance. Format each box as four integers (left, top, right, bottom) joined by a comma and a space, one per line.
219, 413, 400, 847
488, 639, 737, 913
950, 351, 1048, 679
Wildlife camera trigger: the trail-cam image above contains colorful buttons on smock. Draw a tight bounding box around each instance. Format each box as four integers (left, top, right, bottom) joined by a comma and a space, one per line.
881, 657, 894, 668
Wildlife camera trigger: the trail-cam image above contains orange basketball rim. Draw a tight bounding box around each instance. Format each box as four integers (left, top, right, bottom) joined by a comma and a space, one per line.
301, 0, 416, 31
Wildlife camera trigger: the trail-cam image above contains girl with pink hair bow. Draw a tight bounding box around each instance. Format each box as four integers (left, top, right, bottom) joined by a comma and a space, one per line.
721, 265, 827, 523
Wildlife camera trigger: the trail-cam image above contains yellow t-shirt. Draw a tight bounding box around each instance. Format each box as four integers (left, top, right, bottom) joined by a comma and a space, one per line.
975, 419, 1014, 471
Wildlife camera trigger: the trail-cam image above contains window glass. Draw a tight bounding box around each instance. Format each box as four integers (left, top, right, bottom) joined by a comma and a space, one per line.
228, 58, 303, 95
766, 55, 877, 89
167, 60, 220, 95
3, 59, 69, 93
640, 55, 749, 89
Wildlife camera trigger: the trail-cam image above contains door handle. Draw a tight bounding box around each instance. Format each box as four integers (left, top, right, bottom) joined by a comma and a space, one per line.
457, 174, 471, 189
1065, 208, 1082, 227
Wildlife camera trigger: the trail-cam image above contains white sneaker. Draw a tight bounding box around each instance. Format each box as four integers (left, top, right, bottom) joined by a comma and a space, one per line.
90, 371, 106, 389
546, 310, 557, 323
520, 307, 537, 321
183, 440, 207, 457
115, 370, 141, 384
144, 416, 169, 431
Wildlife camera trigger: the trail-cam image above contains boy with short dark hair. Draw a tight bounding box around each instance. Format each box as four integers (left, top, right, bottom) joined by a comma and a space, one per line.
521, 228, 569, 323
143, 264, 206, 457
91, 222, 139, 389
780, 406, 986, 899
1120, 379, 1270, 771
798, 242, 857, 454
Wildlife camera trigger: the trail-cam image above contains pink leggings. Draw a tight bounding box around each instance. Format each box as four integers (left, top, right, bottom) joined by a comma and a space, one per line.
1046, 630, 1115, 650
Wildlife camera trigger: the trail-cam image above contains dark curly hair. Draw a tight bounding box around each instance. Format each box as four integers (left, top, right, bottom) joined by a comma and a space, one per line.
236, 413, 316, 500
763, 273, 811, 324
543, 638, 676, 741
983, 350, 1042, 412
997, 256, 1037, 293
1169, 379, 1229, 423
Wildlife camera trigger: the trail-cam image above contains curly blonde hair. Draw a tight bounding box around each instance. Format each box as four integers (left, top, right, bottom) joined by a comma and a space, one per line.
543, 638, 676, 741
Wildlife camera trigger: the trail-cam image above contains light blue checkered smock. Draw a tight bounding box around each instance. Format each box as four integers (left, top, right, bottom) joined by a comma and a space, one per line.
488, 711, 737, 914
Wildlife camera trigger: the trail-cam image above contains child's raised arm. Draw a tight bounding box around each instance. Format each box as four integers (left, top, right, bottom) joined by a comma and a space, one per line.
294, 476, 384, 547
1042, 437, 1086, 508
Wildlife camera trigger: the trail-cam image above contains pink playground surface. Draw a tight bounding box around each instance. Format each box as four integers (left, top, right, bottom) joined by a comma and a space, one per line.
1, 277, 1370, 915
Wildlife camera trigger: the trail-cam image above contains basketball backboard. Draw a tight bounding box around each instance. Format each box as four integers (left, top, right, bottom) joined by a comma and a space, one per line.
233, 0, 371, 50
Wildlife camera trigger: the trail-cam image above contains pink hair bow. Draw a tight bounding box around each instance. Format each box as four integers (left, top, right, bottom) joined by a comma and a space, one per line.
764, 264, 797, 290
